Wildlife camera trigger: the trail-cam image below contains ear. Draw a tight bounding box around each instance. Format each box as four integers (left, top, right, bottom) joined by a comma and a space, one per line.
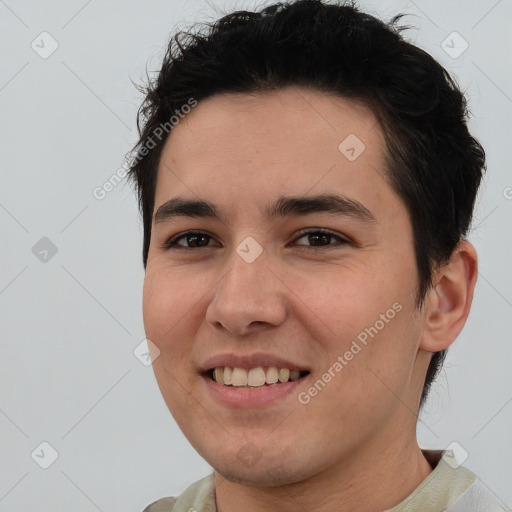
420, 240, 478, 353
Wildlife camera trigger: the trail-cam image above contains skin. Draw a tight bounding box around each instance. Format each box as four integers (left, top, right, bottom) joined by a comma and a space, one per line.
142, 86, 478, 512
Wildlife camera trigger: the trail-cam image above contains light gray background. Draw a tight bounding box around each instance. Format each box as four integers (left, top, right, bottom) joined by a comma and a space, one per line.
1, 0, 511, 511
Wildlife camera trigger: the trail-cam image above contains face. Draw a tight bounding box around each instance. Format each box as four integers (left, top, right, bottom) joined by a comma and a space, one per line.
143, 87, 431, 486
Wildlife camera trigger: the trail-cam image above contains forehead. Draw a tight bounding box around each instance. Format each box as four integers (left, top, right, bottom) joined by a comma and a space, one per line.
155, 86, 394, 218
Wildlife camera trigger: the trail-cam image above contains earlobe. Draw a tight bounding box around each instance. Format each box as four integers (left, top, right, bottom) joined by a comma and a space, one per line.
420, 241, 478, 353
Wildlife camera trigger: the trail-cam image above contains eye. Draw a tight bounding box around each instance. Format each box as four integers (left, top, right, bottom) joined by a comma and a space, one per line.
162, 228, 351, 251
293, 228, 350, 249
162, 230, 219, 250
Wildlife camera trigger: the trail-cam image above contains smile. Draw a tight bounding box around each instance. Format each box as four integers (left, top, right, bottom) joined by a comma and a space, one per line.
210, 366, 310, 387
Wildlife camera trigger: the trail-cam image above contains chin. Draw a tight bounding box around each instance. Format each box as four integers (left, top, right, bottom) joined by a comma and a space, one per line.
216, 465, 303, 488
210, 449, 317, 488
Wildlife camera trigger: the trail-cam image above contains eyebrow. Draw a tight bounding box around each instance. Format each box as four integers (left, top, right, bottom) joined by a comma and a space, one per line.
154, 193, 376, 225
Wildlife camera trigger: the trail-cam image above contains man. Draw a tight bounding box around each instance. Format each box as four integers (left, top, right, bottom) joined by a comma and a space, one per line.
127, 0, 498, 510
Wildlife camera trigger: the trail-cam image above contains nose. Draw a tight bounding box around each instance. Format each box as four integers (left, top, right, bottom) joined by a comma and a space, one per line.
205, 248, 287, 336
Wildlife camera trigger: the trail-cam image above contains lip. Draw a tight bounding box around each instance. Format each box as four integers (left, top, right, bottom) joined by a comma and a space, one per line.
199, 352, 311, 408
200, 352, 310, 372
202, 373, 308, 408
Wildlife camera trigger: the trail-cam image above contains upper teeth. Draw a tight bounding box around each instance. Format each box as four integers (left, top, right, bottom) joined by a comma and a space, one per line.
212, 367, 302, 387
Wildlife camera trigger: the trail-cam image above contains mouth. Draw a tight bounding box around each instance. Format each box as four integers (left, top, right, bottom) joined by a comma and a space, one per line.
200, 353, 311, 406
207, 366, 310, 387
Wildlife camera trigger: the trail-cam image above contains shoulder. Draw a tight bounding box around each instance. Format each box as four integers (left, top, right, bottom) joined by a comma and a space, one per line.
142, 497, 177, 512
446, 477, 506, 512
142, 474, 216, 512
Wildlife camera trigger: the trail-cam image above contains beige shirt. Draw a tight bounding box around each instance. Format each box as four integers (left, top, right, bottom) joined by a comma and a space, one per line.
142, 449, 478, 512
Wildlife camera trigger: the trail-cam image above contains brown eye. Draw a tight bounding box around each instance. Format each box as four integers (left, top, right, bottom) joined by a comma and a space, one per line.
180, 233, 211, 247
294, 229, 349, 248
163, 231, 218, 250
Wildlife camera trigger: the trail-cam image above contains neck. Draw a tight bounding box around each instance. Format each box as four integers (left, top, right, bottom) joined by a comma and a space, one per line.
214, 434, 433, 512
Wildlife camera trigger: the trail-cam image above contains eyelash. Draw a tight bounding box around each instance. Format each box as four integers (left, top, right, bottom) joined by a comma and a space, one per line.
161, 228, 351, 251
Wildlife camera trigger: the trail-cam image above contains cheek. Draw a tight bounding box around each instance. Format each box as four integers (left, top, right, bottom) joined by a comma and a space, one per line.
142, 267, 190, 351
295, 257, 419, 379
288, 262, 395, 342
142, 271, 168, 343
